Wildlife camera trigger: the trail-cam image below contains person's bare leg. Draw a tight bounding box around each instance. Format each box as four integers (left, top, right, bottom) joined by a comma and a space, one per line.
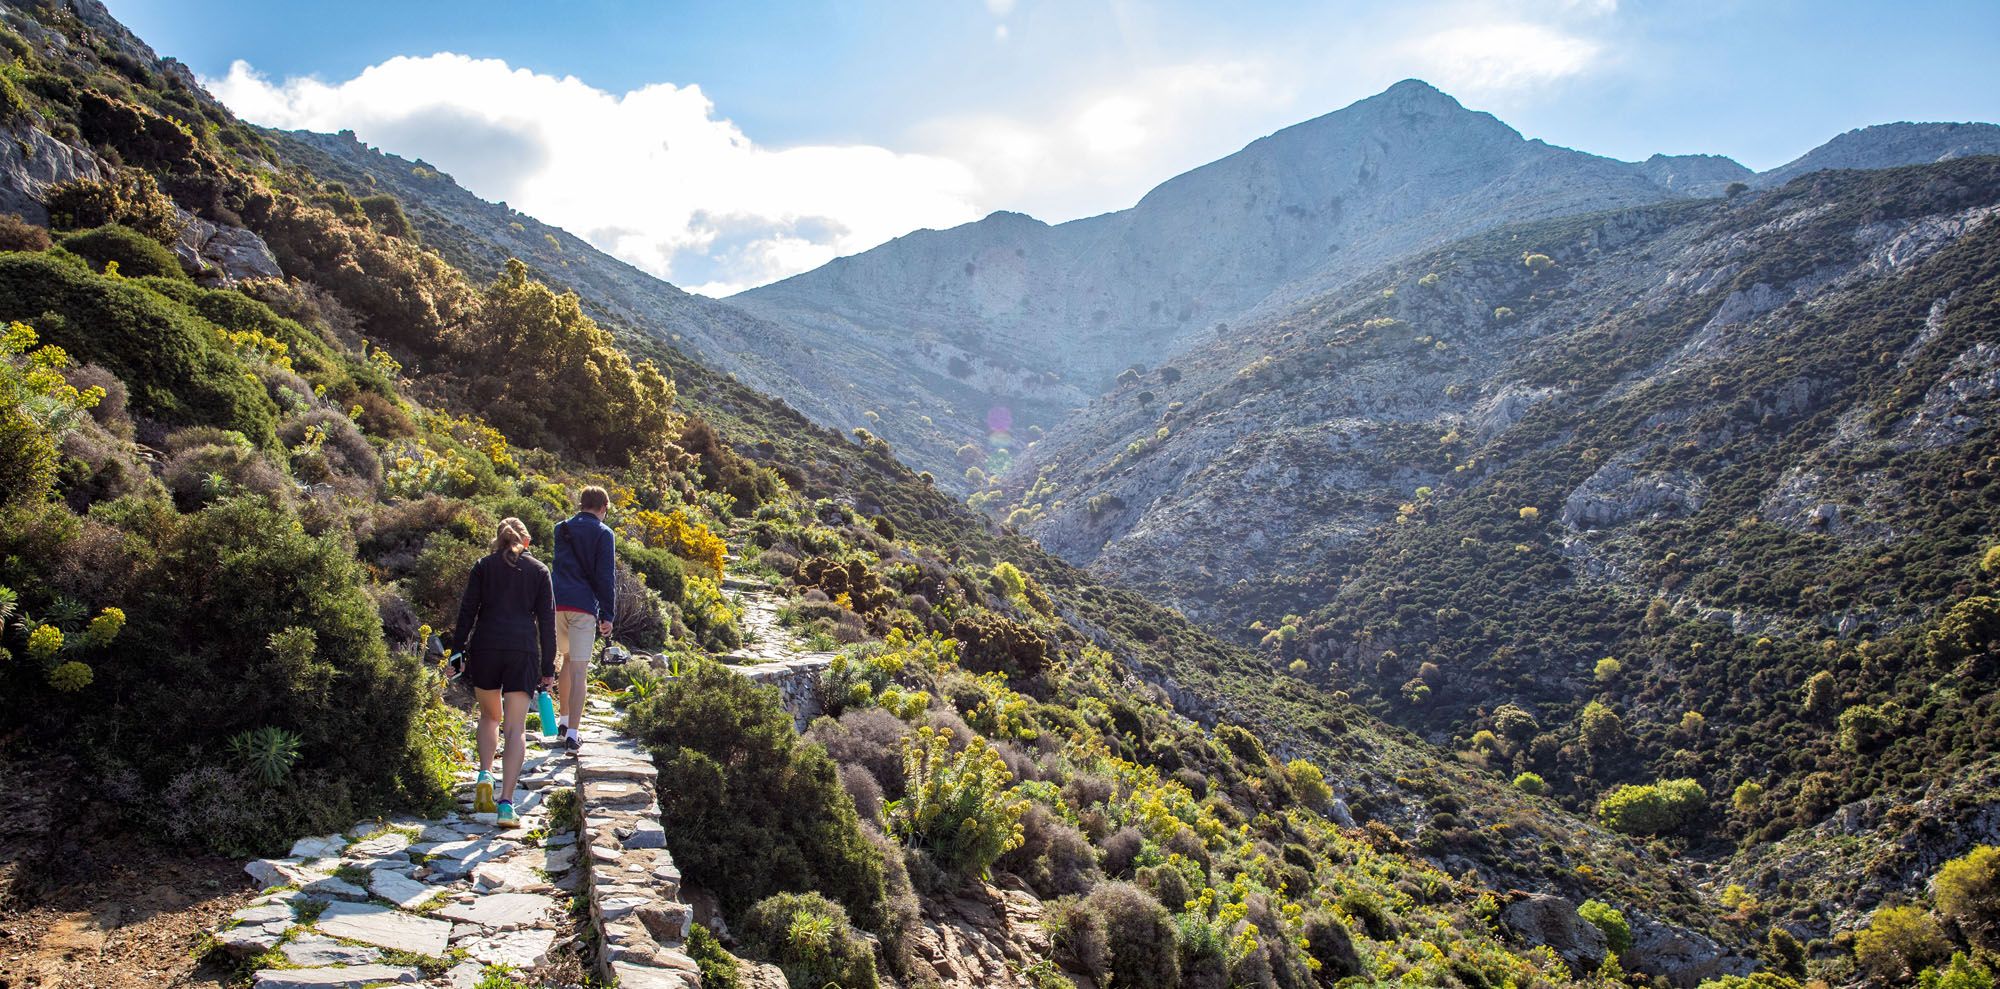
501, 691, 531, 803
562, 646, 589, 733
475, 687, 501, 773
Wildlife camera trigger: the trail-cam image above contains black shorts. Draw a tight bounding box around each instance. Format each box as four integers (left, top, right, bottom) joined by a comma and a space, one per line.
467, 648, 541, 695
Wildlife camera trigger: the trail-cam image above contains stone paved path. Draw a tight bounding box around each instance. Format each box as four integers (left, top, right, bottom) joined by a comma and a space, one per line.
715, 577, 836, 730
209, 724, 596, 988
212, 574, 835, 988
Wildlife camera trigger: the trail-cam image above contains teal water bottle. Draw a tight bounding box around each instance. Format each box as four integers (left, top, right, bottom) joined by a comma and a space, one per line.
538, 689, 559, 738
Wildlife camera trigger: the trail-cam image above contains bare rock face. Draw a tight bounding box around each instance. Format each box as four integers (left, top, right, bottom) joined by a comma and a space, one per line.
1626, 915, 1755, 988
175, 213, 285, 285
0, 124, 108, 224
899, 877, 1054, 989
1499, 893, 1607, 974
1561, 456, 1706, 530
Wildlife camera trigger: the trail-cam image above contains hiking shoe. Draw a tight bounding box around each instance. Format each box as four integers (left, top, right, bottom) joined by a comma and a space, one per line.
473, 778, 498, 815
495, 801, 518, 827
563, 731, 582, 752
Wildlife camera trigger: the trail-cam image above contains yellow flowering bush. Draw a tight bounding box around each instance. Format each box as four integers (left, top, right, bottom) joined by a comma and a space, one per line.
384, 441, 479, 498
890, 726, 1027, 880
49, 660, 94, 692
628, 508, 727, 579
26, 623, 63, 663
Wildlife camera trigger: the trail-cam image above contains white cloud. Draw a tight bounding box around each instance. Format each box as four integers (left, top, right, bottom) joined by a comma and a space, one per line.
209, 55, 982, 295
915, 59, 1286, 221
1400, 22, 1602, 95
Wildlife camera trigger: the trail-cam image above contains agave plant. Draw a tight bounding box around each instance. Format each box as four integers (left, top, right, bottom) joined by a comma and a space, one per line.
228, 726, 304, 785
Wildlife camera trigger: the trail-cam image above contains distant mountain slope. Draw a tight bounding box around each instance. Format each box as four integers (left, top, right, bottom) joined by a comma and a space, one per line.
1758, 121, 2000, 186
732, 80, 1695, 485
996, 156, 2000, 938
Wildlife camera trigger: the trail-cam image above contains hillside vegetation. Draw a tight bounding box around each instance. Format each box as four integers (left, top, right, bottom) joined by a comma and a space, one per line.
0, 2, 1777, 988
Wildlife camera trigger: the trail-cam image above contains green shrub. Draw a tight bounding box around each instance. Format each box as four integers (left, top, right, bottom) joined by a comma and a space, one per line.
1854, 905, 1950, 980
1935, 845, 2000, 950
1302, 911, 1364, 980
1083, 882, 1178, 989
740, 892, 877, 989
949, 610, 1048, 679
0, 253, 278, 444
620, 541, 687, 602
1512, 772, 1549, 796
99, 496, 443, 849
1919, 953, 1997, 989
59, 223, 186, 280
0, 213, 51, 251
625, 660, 886, 928
1596, 778, 1705, 836
1579, 899, 1632, 954
357, 194, 417, 241
685, 923, 742, 989
889, 725, 1026, 886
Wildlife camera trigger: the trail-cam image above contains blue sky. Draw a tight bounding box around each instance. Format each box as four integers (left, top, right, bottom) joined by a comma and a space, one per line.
107, 0, 2000, 294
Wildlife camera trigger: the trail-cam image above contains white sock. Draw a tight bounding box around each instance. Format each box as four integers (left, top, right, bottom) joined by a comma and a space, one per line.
567, 728, 580, 741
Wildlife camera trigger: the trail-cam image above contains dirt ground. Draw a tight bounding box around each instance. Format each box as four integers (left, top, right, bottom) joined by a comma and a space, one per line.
0, 751, 250, 989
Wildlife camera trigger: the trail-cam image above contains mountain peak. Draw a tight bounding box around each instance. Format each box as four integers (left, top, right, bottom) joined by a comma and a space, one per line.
1375, 78, 1459, 108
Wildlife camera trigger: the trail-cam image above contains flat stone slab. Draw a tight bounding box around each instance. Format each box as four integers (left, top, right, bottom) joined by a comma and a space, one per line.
346, 833, 410, 857
425, 837, 521, 877
472, 855, 550, 892
253, 965, 419, 989
443, 962, 484, 989
370, 869, 436, 909
280, 934, 383, 967
460, 926, 557, 968
431, 892, 559, 930
314, 901, 451, 957
245, 857, 329, 888
541, 846, 577, 873
301, 875, 368, 901
289, 835, 347, 859
214, 921, 291, 957
230, 903, 296, 927
618, 819, 666, 850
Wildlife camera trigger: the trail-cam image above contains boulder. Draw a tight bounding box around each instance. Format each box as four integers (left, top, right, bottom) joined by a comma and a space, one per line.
1626, 915, 1757, 987
1499, 893, 1607, 973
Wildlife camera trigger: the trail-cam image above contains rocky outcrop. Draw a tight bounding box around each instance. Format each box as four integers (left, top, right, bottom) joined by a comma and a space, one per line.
174, 212, 285, 285
1627, 915, 1755, 987
1499, 894, 1606, 974
0, 124, 108, 224
1561, 456, 1706, 530
899, 877, 1053, 988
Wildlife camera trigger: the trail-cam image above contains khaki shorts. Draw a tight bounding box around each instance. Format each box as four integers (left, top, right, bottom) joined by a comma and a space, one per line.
555, 610, 597, 673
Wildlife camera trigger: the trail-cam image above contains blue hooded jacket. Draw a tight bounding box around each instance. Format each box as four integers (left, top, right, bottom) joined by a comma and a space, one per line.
552, 511, 617, 622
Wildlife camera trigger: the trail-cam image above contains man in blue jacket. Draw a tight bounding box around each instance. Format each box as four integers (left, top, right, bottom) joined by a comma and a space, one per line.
551, 485, 616, 750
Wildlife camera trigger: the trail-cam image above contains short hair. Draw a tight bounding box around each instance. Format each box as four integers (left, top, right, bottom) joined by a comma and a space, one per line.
579, 485, 610, 512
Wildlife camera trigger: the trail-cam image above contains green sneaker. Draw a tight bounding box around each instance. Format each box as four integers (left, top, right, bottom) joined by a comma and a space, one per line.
473, 773, 497, 815
495, 801, 518, 828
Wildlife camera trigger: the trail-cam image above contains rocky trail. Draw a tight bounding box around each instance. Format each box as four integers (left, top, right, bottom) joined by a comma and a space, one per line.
195, 575, 835, 989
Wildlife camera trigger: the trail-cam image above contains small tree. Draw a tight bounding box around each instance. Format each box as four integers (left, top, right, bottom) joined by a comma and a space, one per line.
1935, 845, 2000, 950
1725, 181, 1749, 199
1579, 900, 1633, 954
1854, 905, 1950, 980
1579, 700, 1624, 750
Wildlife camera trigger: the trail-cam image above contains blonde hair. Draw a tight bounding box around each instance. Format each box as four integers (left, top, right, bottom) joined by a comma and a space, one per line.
492, 517, 531, 557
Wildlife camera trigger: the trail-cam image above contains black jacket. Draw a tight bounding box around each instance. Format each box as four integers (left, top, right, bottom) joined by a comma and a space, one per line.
452, 551, 558, 677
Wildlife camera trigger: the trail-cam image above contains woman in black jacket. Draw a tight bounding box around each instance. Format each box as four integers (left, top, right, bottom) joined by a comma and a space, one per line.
451, 517, 557, 827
